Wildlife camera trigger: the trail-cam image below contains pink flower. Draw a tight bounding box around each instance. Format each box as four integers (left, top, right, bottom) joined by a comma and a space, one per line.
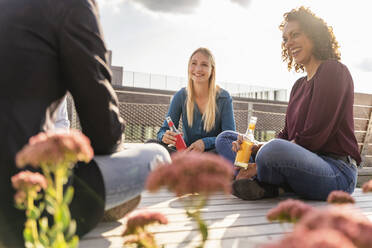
266, 199, 314, 223
362, 180, 372, 193
297, 206, 372, 248
261, 227, 356, 248
11, 171, 47, 192
327, 190, 355, 204
123, 212, 168, 236
16, 130, 94, 168
146, 152, 233, 197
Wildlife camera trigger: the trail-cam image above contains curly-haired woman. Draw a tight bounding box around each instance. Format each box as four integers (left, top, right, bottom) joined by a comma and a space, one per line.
216, 6, 360, 201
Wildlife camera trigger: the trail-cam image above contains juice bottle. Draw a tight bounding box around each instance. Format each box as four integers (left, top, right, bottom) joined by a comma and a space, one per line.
234, 116, 257, 169
166, 116, 187, 151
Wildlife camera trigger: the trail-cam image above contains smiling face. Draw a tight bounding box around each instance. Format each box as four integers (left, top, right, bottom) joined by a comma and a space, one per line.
188, 52, 212, 86
282, 21, 315, 68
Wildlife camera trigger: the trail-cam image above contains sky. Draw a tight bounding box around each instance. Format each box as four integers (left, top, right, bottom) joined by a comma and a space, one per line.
96, 0, 372, 94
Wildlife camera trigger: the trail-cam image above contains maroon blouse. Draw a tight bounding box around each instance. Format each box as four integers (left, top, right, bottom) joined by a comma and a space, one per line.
278, 60, 361, 164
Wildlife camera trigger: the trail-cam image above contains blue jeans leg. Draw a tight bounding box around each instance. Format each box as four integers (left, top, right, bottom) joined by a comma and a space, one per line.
215, 130, 239, 164
255, 139, 357, 200
94, 143, 171, 210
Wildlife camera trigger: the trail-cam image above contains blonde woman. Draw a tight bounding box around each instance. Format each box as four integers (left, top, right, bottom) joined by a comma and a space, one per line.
155, 47, 235, 153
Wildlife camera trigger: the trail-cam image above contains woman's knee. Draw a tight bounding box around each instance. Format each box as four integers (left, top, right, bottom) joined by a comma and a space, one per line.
215, 130, 237, 152
256, 139, 292, 165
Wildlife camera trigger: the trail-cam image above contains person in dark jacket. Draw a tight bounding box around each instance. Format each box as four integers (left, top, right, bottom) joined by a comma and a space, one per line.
216, 6, 360, 201
0, 0, 169, 246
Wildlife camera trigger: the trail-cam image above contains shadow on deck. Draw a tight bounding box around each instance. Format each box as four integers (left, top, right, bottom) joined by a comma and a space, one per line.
80, 188, 372, 248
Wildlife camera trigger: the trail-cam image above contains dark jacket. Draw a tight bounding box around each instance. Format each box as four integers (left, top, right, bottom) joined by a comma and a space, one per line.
0, 0, 124, 245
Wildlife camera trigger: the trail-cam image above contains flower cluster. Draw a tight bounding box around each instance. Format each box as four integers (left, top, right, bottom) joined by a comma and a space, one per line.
146, 152, 233, 248
11, 171, 47, 191
11, 171, 47, 206
123, 212, 168, 236
262, 227, 356, 248
16, 130, 93, 168
146, 152, 233, 197
362, 180, 372, 193
265, 196, 372, 248
12, 130, 90, 248
266, 199, 314, 223
327, 190, 355, 204
122, 211, 168, 248
298, 206, 372, 248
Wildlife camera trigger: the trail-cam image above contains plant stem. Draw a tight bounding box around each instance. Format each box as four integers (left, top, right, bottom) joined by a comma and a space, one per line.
55, 165, 64, 204
27, 190, 40, 245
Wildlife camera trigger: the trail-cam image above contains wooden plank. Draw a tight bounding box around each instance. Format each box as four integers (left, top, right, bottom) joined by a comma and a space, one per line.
81, 175, 372, 248
354, 105, 372, 119
355, 93, 372, 106
361, 111, 372, 163
82, 189, 372, 248
355, 118, 369, 132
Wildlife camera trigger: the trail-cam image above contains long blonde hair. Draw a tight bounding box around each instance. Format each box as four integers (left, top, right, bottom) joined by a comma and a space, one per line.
186, 47, 219, 132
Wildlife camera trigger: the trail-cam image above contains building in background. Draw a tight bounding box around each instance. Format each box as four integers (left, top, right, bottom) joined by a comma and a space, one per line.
108, 51, 287, 101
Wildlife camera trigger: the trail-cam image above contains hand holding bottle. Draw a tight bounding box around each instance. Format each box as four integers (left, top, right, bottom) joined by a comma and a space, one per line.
162, 130, 178, 145
165, 116, 187, 150
232, 134, 263, 154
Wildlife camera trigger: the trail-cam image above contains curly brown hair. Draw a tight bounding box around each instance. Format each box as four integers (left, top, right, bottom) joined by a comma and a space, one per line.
279, 6, 341, 72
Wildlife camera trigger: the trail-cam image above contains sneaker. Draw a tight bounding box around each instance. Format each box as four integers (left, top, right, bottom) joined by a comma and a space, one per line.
102, 195, 141, 222
232, 179, 278, 200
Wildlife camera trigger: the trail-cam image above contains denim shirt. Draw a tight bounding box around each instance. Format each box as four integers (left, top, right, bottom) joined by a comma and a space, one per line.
157, 88, 236, 150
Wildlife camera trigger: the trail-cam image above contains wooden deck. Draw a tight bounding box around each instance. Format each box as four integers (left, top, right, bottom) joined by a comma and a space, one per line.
80, 189, 372, 248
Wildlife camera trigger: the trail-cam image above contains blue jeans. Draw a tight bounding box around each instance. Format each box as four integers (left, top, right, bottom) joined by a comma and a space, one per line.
94, 143, 171, 210
216, 131, 357, 200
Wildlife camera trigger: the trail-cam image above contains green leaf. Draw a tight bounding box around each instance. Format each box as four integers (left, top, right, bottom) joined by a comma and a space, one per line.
61, 204, 71, 231
23, 227, 34, 243
39, 217, 49, 232
15, 202, 26, 210
38, 202, 45, 214
55, 204, 71, 231
46, 187, 56, 199
198, 219, 208, 242
45, 195, 56, 215
39, 233, 50, 247
63, 186, 74, 205
65, 220, 77, 241
67, 236, 79, 248
28, 207, 41, 219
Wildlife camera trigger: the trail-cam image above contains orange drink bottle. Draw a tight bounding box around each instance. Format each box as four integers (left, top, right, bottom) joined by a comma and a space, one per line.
166, 116, 187, 151
234, 116, 257, 169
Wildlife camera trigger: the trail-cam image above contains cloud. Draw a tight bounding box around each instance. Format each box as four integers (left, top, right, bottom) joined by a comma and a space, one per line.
230, 0, 252, 7
129, 0, 201, 14
357, 58, 372, 72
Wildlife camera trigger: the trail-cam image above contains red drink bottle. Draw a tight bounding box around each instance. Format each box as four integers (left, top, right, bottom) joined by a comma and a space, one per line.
166, 116, 187, 150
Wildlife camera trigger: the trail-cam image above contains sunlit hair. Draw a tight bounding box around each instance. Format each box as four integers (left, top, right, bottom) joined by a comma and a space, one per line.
186, 47, 220, 132
279, 6, 341, 72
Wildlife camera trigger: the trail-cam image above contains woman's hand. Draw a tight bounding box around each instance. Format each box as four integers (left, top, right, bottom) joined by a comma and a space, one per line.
232, 134, 244, 152
232, 134, 264, 155
162, 130, 177, 145
186, 139, 205, 152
